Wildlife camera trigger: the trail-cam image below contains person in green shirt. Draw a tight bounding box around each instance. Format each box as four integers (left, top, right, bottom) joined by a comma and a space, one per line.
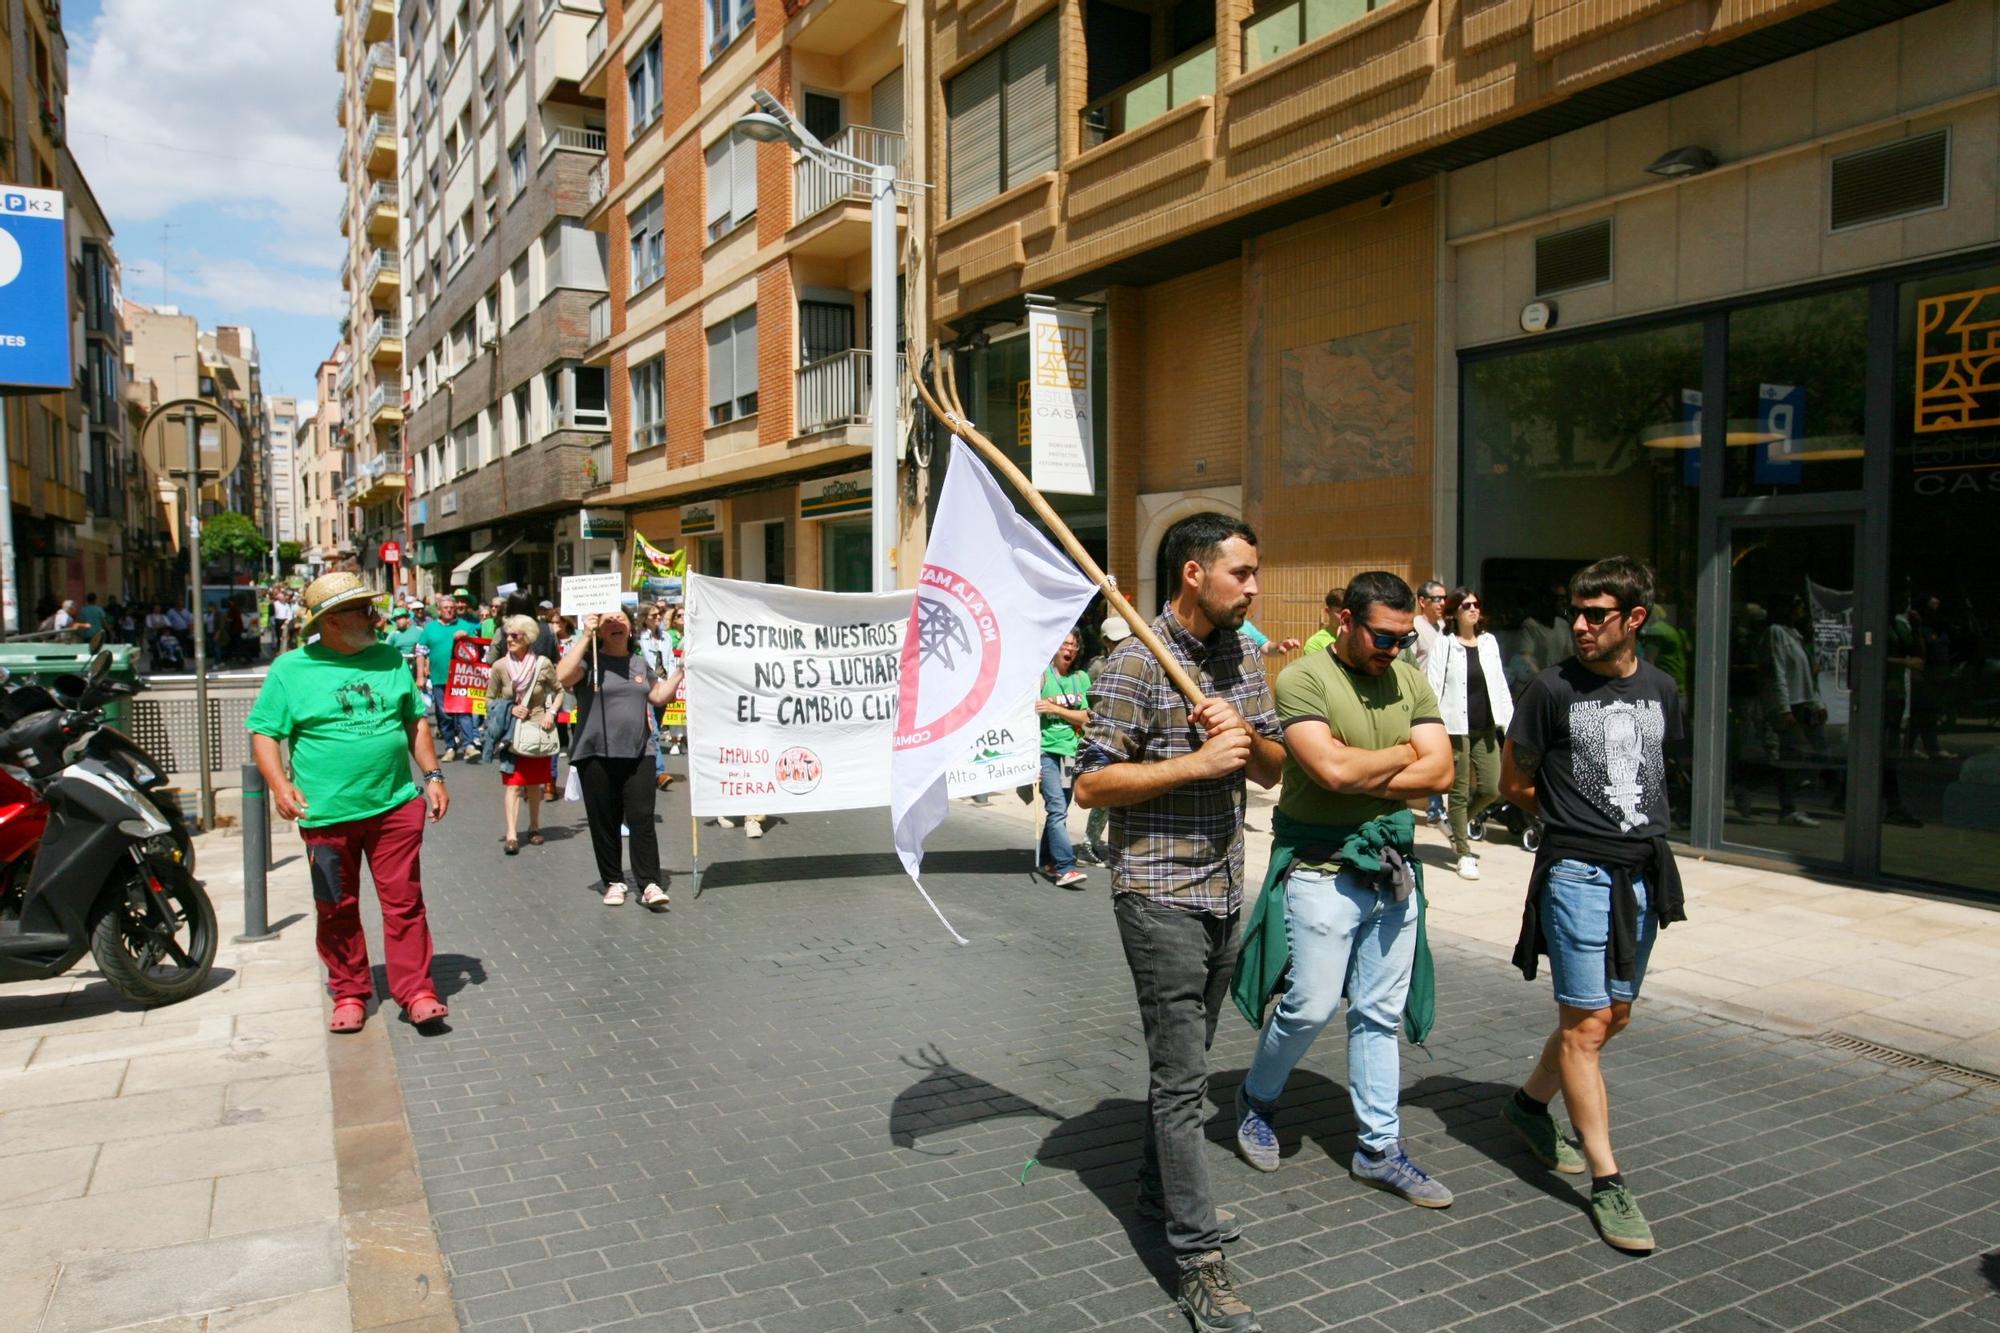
1299, 584, 1348, 657
383, 607, 425, 664
247, 571, 452, 1036
1235, 572, 1455, 1208
414, 595, 482, 761
1036, 629, 1092, 888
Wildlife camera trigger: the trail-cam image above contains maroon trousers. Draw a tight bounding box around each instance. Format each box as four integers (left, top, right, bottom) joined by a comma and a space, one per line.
301, 796, 436, 1007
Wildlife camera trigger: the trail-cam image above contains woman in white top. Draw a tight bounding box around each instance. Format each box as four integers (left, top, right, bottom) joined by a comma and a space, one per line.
1426, 587, 1514, 880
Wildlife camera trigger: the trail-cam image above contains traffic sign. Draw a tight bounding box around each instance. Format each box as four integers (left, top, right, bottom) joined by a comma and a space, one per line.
380, 540, 403, 563
0, 186, 69, 390
139, 398, 244, 480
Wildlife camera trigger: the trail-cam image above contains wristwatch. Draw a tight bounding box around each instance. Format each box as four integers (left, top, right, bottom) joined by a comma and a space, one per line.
423, 770, 446, 784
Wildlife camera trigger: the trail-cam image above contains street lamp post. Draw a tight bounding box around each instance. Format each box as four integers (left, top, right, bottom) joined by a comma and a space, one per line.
735, 91, 926, 594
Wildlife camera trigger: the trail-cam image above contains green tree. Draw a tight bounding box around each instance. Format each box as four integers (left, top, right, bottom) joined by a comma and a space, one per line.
277, 540, 305, 570
201, 512, 270, 581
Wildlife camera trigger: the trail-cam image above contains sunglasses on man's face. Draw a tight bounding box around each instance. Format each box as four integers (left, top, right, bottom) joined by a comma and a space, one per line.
1357, 623, 1420, 652
1570, 604, 1625, 627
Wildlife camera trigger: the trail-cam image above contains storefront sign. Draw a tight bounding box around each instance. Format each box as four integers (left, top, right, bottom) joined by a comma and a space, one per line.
680, 503, 718, 535
579, 507, 625, 542
379, 540, 403, 564
439, 491, 458, 516
799, 471, 870, 520
0, 186, 69, 390
1027, 307, 1095, 495
441, 637, 492, 716
1914, 283, 2000, 433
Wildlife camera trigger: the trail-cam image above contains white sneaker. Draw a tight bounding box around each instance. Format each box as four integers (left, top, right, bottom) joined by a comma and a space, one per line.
1783, 810, 1822, 828
717, 816, 739, 828
602, 882, 628, 905
640, 883, 669, 908
1457, 856, 1481, 881
745, 817, 764, 839
441, 747, 457, 762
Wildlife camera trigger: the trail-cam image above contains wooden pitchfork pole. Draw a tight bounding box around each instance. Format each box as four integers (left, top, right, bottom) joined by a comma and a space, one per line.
911, 341, 1208, 709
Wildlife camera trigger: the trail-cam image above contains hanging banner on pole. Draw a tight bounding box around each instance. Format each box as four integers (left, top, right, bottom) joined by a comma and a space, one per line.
683, 575, 912, 816
632, 533, 686, 601
1027, 307, 1095, 496
441, 637, 493, 716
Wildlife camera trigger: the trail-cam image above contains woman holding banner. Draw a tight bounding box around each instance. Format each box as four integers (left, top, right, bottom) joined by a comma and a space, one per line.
556, 610, 682, 908
490, 616, 562, 855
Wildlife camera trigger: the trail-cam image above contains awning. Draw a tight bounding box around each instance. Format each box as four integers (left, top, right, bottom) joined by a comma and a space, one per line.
449, 538, 519, 587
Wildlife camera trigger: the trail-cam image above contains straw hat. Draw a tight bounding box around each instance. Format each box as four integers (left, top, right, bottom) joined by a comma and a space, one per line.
299, 571, 378, 626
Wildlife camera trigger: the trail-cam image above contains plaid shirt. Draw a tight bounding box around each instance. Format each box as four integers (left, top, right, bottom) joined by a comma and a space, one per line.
1077, 612, 1281, 916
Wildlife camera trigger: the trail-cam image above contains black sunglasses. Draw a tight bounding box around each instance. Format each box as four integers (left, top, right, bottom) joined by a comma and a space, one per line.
1357, 623, 1420, 652
1570, 604, 1625, 626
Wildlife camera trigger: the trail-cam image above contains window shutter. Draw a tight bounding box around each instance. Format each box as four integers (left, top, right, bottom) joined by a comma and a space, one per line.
733, 132, 758, 221
1004, 14, 1060, 189
947, 51, 1002, 215
871, 67, 904, 136
706, 141, 730, 230
734, 309, 759, 404
708, 321, 733, 413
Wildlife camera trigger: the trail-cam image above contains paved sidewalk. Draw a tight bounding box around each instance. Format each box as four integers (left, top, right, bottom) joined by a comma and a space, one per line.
1013, 786, 2000, 1077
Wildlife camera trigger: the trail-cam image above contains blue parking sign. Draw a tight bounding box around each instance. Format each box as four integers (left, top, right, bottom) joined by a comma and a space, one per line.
0, 186, 69, 390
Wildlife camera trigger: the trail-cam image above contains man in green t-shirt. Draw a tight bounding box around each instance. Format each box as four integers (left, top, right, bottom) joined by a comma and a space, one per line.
247, 572, 452, 1035
414, 594, 482, 760
1036, 628, 1092, 888
1235, 572, 1455, 1209
383, 606, 424, 664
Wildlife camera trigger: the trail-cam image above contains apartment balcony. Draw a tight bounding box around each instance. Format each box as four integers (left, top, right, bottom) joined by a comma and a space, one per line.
790, 0, 905, 55
366, 382, 404, 425
356, 448, 406, 502
795, 348, 905, 436
365, 181, 398, 241
337, 143, 349, 181
586, 155, 609, 210
336, 359, 356, 395
335, 87, 347, 126
546, 125, 607, 159
366, 113, 396, 176
580, 14, 610, 98
1080, 40, 1215, 150
334, 27, 346, 71
338, 195, 351, 234
340, 474, 361, 503
792, 126, 905, 255
363, 42, 394, 110
366, 314, 403, 366
363, 0, 393, 43
363, 247, 400, 303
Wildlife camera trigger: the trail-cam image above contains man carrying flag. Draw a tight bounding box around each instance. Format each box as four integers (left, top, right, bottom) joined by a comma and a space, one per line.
1074, 513, 1284, 1333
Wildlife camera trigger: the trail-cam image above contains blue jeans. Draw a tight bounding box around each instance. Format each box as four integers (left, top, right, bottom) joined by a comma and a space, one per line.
429, 685, 478, 755
1037, 753, 1075, 874
1542, 859, 1655, 1010
1243, 866, 1416, 1153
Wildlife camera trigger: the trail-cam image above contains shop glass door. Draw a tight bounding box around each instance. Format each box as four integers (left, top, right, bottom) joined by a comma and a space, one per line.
1720, 519, 1861, 864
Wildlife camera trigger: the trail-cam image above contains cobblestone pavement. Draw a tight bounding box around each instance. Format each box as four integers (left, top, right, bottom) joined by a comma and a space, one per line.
384, 774, 2000, 1332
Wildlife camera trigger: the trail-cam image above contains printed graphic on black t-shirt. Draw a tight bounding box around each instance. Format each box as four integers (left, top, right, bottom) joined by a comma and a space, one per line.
1507, 658, 1682, 840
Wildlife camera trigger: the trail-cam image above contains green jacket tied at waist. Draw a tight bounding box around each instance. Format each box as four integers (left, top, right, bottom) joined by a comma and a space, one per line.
1230, 807, 1436, 1045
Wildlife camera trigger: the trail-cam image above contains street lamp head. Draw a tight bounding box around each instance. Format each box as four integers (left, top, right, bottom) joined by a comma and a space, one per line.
734, 110, 795, 145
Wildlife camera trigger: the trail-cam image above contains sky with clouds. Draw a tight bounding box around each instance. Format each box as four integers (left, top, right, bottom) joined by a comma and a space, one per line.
65, 0, 346, 408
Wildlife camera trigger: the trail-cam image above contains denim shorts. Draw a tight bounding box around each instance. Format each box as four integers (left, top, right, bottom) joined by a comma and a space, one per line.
1541, 858, 1655, 1010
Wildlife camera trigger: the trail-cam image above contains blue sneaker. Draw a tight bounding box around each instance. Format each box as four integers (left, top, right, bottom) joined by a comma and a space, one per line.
1235, 1085, 1279, 1173
1350, 1142, 1453, 1208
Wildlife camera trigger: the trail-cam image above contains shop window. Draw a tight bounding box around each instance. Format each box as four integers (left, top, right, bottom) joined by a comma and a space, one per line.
1724, 288, 1867, 498
946, 13, 1058, 216
823, 520, 870, 592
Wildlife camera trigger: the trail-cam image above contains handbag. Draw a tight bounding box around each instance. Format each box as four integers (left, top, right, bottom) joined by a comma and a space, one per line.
509, 659, 561, 758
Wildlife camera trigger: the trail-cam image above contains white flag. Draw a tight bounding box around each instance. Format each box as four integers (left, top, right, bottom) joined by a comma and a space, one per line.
891, 438, 1100, 928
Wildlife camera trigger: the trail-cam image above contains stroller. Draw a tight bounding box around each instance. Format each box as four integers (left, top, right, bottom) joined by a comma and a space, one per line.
1468, 799, 1542, 852
152, 630, 186, 672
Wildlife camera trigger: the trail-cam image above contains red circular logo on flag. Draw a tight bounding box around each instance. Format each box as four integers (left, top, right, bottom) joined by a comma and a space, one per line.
895, 565, 1002, 750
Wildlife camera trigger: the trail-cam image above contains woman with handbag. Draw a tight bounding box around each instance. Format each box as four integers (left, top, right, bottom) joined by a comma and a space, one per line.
491, 615, 562, 855
555, 609, 683, 908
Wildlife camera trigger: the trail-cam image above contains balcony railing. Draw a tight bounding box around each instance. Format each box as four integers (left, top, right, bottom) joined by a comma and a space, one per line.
549, 125, 607, 155
368, 113, 394, 141
363, 41, 393, 79
794, 348, 906, 436
794, 126, 905, 224
366, 180, 396, 210
363, 247, 399, 288
336, 359, 356, 393
365, 315, 402, 351
588, 297, 609, 346
586, 156, 609, 209
1081, 40, 1216, 149
366, 383, 400, 416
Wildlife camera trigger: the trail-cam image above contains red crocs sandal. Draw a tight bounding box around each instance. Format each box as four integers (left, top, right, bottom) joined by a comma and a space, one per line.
329, 998, 367, 1034
403, 993, 449, 1027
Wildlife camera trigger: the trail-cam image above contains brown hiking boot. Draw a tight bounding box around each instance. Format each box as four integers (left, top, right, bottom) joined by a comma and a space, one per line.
1177, 1251, 1261, 1332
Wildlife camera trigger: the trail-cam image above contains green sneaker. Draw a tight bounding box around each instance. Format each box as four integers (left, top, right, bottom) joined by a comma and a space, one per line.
1590, 1183, 1656, 1253
1500, 1096, 1586, 1174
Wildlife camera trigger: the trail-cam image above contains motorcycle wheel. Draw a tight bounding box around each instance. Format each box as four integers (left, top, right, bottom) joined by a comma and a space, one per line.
90, 858, 217, 1006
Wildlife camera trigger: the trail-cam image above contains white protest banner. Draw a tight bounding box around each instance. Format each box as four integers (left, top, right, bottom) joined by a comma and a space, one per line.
684, 574, 912, 817
892, 438, 1099, 890
1027, 306, 1095, 496
560, 573, 623, 617
944, 701, 1039, 799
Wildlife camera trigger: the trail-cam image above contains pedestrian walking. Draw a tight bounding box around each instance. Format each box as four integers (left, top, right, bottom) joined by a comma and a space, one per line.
413, 594, 482, 761
1427, 586, 1513, 880
556, 610, 681, 908
271, 586, 297, 655
1037, 628, 1092, 887
77, 593, 108, 649
1073, 512, 1284, 1333
1232, 572, 1456, 1210
635, 605, 677, 790
1413, 579, 1448, 827
664, 604, 687, 755
489, 615, 560, 854
1498, 555, 1685, 1255
246, 572, 451, 1034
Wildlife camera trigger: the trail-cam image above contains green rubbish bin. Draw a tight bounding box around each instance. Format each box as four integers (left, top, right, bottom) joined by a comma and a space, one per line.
0, 642, 143, 728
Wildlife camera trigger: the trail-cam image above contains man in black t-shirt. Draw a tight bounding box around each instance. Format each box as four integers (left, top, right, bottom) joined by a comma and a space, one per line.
1497, 556, 1685, 1256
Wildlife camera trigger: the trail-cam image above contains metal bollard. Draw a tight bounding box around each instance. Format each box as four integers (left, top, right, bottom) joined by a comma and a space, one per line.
234, 762, 279, 943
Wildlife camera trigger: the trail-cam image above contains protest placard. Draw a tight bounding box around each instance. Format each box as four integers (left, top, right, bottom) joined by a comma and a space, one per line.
560, 573, 623, 617
943, 701, 1039, 799
441, 636, 493, 716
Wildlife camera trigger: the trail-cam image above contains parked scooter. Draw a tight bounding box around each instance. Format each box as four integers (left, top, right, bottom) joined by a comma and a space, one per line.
0, 652, 215, 1005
